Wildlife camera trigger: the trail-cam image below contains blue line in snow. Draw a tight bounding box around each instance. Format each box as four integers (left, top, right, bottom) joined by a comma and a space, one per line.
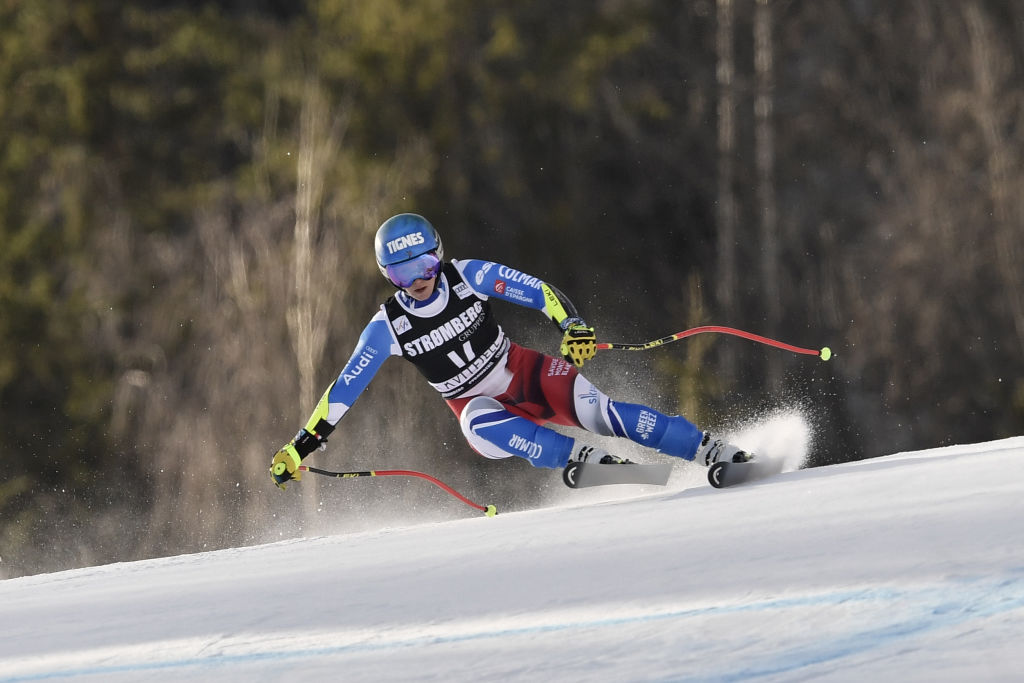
3, 577, 1023, 682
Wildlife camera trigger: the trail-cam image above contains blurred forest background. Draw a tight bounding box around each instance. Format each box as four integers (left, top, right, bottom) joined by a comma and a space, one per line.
2, 0, 1023, 578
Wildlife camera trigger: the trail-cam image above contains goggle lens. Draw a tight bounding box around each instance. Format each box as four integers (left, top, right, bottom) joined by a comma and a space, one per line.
385, 252, 441, 288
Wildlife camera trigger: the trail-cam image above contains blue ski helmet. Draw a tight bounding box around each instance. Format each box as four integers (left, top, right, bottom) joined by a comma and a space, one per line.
374, 213, 444, 280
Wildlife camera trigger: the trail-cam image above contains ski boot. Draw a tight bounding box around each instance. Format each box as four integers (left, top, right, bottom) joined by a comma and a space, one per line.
571, 444, 634, 465
694, 431, 753, 467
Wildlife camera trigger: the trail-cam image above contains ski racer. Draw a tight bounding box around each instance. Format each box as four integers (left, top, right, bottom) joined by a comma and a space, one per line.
271, 213, 750, 489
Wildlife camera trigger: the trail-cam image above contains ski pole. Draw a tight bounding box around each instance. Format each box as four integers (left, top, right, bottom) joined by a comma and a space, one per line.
596, 325, 832, 361
298, 466, 498, 517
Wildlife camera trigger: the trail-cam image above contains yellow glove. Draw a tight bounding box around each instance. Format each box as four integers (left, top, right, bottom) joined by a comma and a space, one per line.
270, 446, 303, 489
560, 320, 597, 368
270, 428, 325, 489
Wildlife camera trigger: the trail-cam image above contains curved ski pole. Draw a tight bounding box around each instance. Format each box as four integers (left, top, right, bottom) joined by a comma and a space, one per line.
596, 325, 831, 361
298, 466, 497, 517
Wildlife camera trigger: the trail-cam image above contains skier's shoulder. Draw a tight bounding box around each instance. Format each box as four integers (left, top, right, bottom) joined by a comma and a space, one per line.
361, 308, 400, 347
445, 258, 492, 296
450, 257, 514, 288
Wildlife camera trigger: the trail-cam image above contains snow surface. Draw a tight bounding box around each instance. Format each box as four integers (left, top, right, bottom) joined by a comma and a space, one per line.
2, 416, 1024, 682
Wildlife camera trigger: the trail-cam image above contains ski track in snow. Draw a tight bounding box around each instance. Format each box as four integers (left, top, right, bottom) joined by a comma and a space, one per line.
2, 417, 1023, 682
8, 577, 1024, 681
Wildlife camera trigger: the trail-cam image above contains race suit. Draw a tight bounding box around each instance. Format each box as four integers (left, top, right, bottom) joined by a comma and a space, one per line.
299, 259, 702, 469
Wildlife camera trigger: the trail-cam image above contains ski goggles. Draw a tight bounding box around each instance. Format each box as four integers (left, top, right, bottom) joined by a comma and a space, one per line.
385, 252, 442, 288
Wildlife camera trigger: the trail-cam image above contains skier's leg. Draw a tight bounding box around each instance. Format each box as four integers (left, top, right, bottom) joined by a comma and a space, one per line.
454, 345, 728, 465
457, 396, 576, 469
491, 344, 706, 461
573, 375, 750, 465
571, 374, 704, 461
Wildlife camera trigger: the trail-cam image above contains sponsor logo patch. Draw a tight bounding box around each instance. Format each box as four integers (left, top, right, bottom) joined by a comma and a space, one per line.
386, 232, 425, 254
496, 265, 541, 288
508, 434, 543, 460
392, 315, 412, 335
636, 410, 658, 441
501, 285, 532, 304
576, 385, 599, 404
474, 261, 493, 286
548, 358, 573, 377
342, 346, 379, 385
403, 301, 485, 356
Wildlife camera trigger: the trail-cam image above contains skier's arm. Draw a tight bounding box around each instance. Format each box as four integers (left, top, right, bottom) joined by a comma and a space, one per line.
271, 311, 399, 488
454, 259, 597, 367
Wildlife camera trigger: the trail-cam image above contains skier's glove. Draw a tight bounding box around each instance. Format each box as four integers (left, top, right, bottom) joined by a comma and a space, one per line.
270, 428, 326, 489
560, 319, 597, 368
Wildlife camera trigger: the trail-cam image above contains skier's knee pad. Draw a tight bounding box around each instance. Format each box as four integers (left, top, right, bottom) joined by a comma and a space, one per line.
459, 396, 574, 469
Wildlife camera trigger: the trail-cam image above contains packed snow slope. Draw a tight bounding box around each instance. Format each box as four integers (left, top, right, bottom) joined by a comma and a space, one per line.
2, 432, 1024, 682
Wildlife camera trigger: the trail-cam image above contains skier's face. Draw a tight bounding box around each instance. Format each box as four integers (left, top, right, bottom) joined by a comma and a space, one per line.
404, 275, 437, 301
385, 251, 442, 299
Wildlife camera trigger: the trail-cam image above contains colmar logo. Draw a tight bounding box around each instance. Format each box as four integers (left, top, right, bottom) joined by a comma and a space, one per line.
386, 232, 425, 254
508, 434, 543, 460
496, 265, 540, 288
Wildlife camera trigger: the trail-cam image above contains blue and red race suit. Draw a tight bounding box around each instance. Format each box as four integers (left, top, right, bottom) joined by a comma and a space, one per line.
300, 259, 702, 469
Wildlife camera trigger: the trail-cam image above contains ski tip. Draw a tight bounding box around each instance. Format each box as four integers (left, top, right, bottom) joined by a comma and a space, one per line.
563, 461, 582, 488
708, 461, 728, 488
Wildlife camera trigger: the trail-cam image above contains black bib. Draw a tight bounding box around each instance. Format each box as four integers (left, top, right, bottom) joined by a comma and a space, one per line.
383, 262, 507, 398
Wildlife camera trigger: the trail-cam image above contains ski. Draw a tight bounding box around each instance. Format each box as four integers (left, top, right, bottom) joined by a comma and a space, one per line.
708, 457, 785, 488
563, 461, 672, 489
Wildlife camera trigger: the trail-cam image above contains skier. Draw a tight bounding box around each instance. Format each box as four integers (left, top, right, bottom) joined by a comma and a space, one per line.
271, 213, 750, 489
